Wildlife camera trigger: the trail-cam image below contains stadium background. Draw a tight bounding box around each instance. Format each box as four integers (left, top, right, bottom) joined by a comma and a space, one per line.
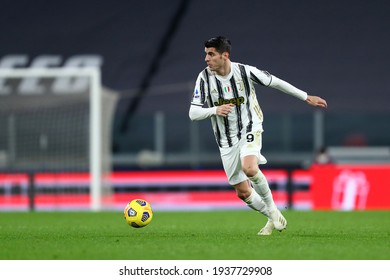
0, 0, 389, 211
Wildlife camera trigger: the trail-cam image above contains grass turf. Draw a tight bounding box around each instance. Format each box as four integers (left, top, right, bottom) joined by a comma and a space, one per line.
0, 210, 389, 260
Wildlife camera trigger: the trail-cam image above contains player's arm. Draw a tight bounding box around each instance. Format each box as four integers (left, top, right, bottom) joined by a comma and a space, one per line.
250, 66, 307, 100
189, 71, 235, 120
189, 104, 234, 120
269, 76, 327, 108
250, 66, 327, 108
190, 72, 215, 121
268, 75, 307, 100
189, 104, 216, 120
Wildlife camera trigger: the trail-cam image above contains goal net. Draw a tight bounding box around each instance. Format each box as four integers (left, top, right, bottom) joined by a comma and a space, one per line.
0, 68, 117, 211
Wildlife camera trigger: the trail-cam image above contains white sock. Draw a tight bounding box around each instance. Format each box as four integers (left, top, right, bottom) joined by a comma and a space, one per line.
244, 188, 269, 217
249, 170, 277, 212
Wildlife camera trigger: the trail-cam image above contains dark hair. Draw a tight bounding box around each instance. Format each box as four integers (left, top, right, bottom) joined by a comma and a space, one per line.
204, 36, 231, 54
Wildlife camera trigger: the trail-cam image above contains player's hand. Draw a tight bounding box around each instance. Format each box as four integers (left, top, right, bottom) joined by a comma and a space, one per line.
306, 95, 327, 108
216, 104, 235, 117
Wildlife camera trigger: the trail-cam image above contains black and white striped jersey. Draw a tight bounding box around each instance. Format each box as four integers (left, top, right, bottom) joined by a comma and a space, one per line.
191, 62, 272, 148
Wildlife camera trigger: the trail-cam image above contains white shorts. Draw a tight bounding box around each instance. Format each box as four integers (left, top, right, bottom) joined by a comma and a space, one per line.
219, 129, 267, 185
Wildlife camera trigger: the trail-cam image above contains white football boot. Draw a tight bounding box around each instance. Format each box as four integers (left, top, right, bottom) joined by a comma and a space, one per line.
257, 219, 274, 236
269, 209, 287, 231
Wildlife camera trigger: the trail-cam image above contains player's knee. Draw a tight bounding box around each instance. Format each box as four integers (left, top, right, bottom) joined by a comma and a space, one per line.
234, 183, 251, 200
235, 189, 249, 200
242, 164, 258, 177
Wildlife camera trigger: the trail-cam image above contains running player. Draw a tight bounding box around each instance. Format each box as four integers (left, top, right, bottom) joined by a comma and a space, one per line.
189, 36, 327, 235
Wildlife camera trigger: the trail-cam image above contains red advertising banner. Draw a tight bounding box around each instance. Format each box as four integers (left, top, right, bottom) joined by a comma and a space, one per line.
1, 170, 300, 211
4, 166, 389, 211
311, 164, 390, 210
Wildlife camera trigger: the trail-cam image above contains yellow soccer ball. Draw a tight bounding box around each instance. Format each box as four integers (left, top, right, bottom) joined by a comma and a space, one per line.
123, 199, 153, 228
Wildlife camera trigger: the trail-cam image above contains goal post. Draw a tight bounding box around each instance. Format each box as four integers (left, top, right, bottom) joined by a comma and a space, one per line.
88, 68, 102, 211
0, 67, 116, 211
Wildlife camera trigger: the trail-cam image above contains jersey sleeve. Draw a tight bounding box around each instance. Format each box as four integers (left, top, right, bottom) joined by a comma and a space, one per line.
248, 65, 307, 101
191, 72, 208, 106
269, 76, 308, 101
189, 104, 216, 121
248, 65, 273, 86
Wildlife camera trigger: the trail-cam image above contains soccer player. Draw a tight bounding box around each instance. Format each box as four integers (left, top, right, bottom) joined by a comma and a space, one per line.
189, 36, 327, 235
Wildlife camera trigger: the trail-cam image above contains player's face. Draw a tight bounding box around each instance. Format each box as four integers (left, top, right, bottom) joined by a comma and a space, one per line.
204, 47, 228, 74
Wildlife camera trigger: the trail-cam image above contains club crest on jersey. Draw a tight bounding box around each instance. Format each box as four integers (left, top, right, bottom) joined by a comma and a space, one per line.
214, 96, 245, 106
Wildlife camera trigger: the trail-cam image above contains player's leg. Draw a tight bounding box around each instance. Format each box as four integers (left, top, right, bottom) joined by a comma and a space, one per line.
220, 144, 268, 217
240, 131, 287, 231
242, 155, 276, 210
242, 156, 286, 232
233, 179, 268, 216
220, 143, 276, 235
240, 130, 277, 212
233, 179, 275, 235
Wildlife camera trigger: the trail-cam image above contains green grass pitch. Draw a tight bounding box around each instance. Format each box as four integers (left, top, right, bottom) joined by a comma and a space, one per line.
0, 210, 389, 260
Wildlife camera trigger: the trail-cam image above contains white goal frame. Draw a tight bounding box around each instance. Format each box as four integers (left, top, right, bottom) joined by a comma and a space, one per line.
0, 67, 103, 211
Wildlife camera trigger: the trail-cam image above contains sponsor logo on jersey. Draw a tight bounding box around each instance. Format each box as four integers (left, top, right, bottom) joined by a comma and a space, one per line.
214, 96, 245, 106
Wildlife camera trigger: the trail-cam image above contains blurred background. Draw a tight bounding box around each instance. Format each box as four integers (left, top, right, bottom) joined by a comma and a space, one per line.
0, 0, 389, 211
